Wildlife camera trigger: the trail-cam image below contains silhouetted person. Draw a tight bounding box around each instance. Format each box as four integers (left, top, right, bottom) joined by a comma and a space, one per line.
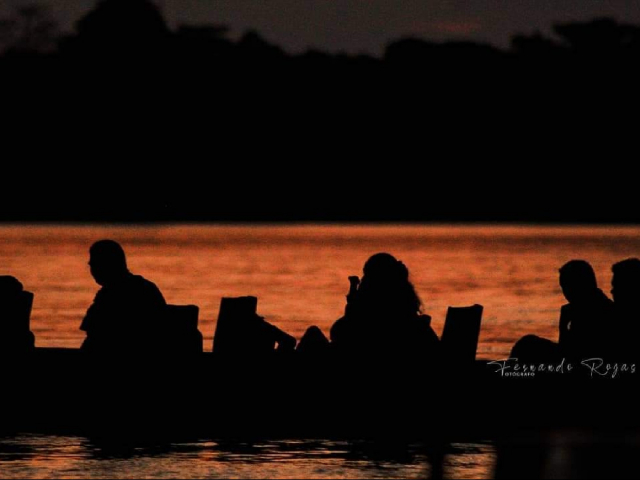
296, 325, 330, 357
0, 275, 35, 354
512, 260, 613, 363
558, 260, 613, 359
80, 240, 167, 355
330, 253, 439, 361
611, 258, 640, 362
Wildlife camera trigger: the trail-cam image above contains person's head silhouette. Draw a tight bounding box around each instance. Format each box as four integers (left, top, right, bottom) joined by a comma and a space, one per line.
89, 240, 129, 286
358, 252, 421, 316
363, 253, 409, 284
559, 260, 598, 303
611, 258, 640, 308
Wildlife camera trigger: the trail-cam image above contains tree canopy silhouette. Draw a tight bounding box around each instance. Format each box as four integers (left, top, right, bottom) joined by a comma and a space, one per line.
0, 4, 57, 56
1, 3, 638, 224
61, 0, 170, 58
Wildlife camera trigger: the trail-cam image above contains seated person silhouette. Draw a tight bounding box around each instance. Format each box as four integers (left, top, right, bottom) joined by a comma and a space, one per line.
557, 260, 614, 359
80, 240, 167, 355
0, 275, 35, 353
610, 258, 640, 362
329, 253, 439, 361
511, 260, 613, 363
296, 325, 331, 357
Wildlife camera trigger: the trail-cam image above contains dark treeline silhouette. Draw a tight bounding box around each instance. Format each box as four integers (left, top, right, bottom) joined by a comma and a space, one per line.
2, 0, 639, 225
3, 1, 640, 70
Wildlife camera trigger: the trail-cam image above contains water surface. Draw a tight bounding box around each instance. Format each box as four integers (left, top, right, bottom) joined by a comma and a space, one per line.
2, 224, 638, 478
2, 224, 638, 358
0, 435, 495, 479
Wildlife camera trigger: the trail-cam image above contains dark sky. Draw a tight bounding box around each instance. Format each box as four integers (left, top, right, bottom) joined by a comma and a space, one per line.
3, 0, 640, 56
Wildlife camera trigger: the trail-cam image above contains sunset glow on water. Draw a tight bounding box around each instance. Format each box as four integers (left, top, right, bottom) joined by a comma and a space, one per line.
2, 224, 639, 359
0, 435, 496, 479
2, 224, 640, 478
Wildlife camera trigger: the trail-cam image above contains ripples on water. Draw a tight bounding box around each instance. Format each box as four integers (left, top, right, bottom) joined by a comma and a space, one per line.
0, 435, 496, 479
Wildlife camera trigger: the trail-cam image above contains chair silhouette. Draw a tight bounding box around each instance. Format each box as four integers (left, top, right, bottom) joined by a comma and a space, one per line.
164, 304, 203, 355
212, 296, 258, 355
212, 296, 294, 357
441, 304, 483, 365
0, 276, 35, 354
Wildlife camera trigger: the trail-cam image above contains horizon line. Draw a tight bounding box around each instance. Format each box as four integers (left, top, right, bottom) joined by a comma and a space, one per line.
2, 220, 640, 228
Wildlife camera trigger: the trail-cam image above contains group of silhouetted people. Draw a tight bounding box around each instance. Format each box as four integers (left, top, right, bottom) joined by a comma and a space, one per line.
47, 239, 640, 369
78, 241, 441, 362
513, 258, 640, 365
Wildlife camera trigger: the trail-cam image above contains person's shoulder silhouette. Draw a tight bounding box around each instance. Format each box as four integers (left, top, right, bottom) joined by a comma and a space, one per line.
80, 239, 167, 354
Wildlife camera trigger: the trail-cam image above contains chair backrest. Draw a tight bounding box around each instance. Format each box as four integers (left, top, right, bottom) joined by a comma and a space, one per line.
0, 276, 35, 352
441, 304, 483, 365
164, 304, 203, 354
212, 296, 258, 355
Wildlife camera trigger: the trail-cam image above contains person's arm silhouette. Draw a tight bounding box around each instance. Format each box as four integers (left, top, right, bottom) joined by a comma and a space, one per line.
344, 276, 361, 317
348, 276, 360, 297
80, 289, 109, 351
261, 317, 296, 352
559, 305, 571, 346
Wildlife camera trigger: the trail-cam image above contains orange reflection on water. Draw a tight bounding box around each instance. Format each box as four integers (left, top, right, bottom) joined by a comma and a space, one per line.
1, 224, 639, 358
0, 436, 447, 479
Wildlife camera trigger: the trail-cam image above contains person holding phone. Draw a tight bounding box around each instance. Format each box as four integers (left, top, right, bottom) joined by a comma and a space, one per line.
330, 253, 439, 361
